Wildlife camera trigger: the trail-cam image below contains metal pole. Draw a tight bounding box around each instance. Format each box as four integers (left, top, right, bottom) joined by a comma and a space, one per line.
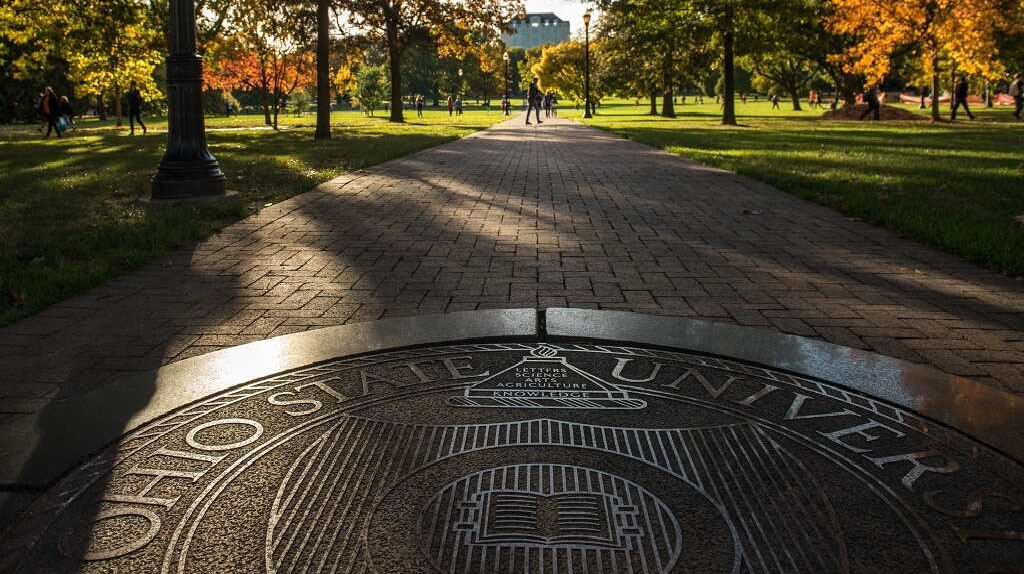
583, 21, 592, 119
151, 0, 225, 199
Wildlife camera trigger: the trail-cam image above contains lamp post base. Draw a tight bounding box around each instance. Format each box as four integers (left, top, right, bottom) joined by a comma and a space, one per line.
151, 158, 226, 200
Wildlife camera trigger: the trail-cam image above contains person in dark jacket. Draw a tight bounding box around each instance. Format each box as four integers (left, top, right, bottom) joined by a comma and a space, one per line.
951, 74, 975, 121
525, 78, 542, 125
127, 81, 147, 135
1010, 73, 1023, 120
38, 87, 61, 138
859, 83, 880, 121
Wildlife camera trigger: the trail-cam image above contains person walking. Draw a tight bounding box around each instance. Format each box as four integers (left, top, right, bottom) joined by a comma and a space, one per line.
501, 94, 510, 116
1010, 73, 1023, 120
550, 93, 558, 117
859, 83, 880, 121
58, 95, 75, 133
455, 96, 463, 116
415, 94, 424, 118
447, 95, 454, 116
38, 87, 60, 138
127, 81, 147, 135
543, 92, 552, 118
525, 77, 542, 125
770, 94, 780, 109
951, 74, 975, 121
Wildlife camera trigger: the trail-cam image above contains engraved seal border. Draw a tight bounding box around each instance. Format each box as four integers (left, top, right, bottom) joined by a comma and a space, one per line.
1, 309, 1022, 574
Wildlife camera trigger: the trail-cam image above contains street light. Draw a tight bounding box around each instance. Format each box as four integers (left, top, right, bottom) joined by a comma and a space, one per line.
503, 51, 511, 115
151, 0, 225, 199
583, 9, 592, 119
503, 51, 510, 110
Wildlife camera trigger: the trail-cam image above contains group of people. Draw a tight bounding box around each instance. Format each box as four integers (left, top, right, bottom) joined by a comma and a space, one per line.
36, 81, 147, 137
445, 95, 464, 116
860, 72, 1023, 121
524, 78, 558, 125
37, 87, 74, 138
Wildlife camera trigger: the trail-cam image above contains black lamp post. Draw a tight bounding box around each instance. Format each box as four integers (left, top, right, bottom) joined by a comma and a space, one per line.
151, 0, 225, 200
583, 9, 592, 119
503, 51, 510, 116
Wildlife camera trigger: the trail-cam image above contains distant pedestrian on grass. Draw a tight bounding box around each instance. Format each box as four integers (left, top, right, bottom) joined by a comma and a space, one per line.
415, 94, 424, 117
770, 94, 780, 109
525, 77, 542, 125
1010, 73, 1023, 120
455, 96, 463, 116
543, 92, 552, 117
550, 93, 558, 117
859, 84, 880, 121
127, 81, 147, 135
447, 95, 454, 116
501, 94, 510, 116
951, 74, 975, 121
38, 87, 60, 138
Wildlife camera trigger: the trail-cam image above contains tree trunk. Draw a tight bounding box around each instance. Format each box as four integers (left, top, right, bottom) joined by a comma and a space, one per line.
661, 55, 676, 118
314, 0, 331, 140
98, 93, 107, 120
260, 87, 272, 125
385, 14, 404, 123
721, 7, 737, 126
930, 59, 941, 121
949, 61, 956, 111
272, 91, 280, 129
649, 90, 658, 115
114, 87, 123, 127
789, 87, 802, 111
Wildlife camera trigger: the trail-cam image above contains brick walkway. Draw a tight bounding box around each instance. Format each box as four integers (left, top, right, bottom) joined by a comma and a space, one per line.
2, 115, 1023, 422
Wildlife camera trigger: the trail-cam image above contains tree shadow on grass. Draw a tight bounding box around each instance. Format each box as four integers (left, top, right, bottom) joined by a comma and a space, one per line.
0, 126, 479, 326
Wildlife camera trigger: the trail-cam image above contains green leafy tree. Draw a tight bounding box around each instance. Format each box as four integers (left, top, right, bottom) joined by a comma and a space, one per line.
596, 0, 713, 118
532, 41, 608, 108
355, 63, 389, 115
0, 0, 163, 125
345, 0, 522, 122
745, 51, 816, 109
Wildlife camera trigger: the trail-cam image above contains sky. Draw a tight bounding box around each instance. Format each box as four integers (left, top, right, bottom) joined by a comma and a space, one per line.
524, 0, 598, 38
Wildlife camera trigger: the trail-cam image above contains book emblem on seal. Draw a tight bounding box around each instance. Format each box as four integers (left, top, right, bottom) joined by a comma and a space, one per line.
448, 345, 646, 409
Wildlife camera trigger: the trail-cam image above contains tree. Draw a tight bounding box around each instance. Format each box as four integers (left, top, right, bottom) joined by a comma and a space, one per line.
354, 64, 389, 115
345, 0, 522, 122
746, 51, 816, 109
206, 0, 315, 128
0, 0, 163, 125
829, 0, 1016, 120
596, 0, 713, 118
532, 42, 607, 108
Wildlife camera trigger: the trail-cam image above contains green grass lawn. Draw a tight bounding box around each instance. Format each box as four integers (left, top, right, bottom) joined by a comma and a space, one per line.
567, 100, 1024, 278
0, 107, 507, 325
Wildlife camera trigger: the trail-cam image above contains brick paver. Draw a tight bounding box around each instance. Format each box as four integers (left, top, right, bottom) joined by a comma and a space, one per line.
2, 115, 1023, 423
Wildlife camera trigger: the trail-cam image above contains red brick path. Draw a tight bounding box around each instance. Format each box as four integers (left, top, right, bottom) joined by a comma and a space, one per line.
2, 116, 1022, 424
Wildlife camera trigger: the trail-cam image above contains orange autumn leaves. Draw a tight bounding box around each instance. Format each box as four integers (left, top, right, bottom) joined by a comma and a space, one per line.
829, 0, 1023, 84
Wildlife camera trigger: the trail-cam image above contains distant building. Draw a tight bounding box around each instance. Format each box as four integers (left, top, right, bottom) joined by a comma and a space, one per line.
501, 13, 570, 49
